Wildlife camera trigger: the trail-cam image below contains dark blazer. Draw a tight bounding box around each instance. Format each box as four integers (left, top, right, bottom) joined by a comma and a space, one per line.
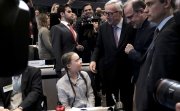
128, 19, 156, 83
76, 16, 98, 63
50, 23, 77, 75
0, 66, 43, 111
91, 19, 136, 110
135, 17, 180, 111
174, 11, 180, 25
91, 20, 135, 82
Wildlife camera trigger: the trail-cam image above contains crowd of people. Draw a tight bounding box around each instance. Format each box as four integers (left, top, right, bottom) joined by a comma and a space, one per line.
0, 0, 180, 111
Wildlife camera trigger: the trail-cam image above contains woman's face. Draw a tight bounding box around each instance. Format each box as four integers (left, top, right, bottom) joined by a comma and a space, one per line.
68, 53, 82, 73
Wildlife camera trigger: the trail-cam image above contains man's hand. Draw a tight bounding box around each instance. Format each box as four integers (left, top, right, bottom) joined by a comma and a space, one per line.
76, 45, 84, 51
89, 61, 97, 73
67, 0, 76, 5
0, 107, 10, 111
13, 108, 22, 111
125, 43, 134, 54
176, 103, 180, 111
92, 22, 99, 32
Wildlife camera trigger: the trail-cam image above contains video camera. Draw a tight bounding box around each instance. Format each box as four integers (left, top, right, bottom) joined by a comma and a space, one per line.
155, 78, 180, 110
81, 15, 100, 29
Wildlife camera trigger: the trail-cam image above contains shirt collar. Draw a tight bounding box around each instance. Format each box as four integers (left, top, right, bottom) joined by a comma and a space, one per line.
116, 18, 123, 29
61, 20, 69, 27
64, 72, 82, 81
157, 15, 173, 31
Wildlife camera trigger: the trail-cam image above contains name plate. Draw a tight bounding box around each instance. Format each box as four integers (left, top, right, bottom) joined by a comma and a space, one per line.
71, 107, 109, 111
28, 60, 45, 66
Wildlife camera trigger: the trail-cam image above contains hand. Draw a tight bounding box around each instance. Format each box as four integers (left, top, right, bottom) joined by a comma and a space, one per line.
92, 22, 99, 32
13, 108, 22, 111
67, 0, 76, 5
176, 102, 180, 111
125, 43, 134, 54
0, 107, 10, 111
51, 4, 59, 13
76, 45, 84, 51
89, 61, 97, 73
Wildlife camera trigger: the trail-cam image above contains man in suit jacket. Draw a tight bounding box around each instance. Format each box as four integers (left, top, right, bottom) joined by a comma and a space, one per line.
0, 66, 43, 111
50, 4, 84, 77
89, 1, 136, 111
134, 0, 180, 111
124, 0, 156, 84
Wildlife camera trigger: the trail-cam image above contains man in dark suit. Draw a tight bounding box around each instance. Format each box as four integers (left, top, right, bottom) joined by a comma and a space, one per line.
76, 3, 98, 63
0, 66, 43, 111
50, 4, 84, 77
89, 1, 136, 111
134, 0, 180, 111
123, 0, 156, 84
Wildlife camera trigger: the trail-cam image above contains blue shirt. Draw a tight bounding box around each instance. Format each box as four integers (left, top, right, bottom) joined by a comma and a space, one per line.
157, 15, 173, 31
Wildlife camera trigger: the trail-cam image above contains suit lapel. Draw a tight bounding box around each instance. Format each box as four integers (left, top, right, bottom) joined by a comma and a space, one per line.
58, 23, 76, 44
118, 21, 131, 51
118, 21, 126, 47
107, 23, 117, 48
21, 69, 28, 91
141, 17, 174, 63
0, 77, 12, 107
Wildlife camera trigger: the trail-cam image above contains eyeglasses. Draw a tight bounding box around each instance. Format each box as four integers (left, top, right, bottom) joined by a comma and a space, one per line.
104, 11, 119, 16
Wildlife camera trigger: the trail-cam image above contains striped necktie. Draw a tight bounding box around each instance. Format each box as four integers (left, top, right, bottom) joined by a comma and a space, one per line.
113, 26, 119, 47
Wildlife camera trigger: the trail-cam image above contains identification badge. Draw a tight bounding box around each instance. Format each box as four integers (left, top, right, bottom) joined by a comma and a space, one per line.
3, 84, 13, 93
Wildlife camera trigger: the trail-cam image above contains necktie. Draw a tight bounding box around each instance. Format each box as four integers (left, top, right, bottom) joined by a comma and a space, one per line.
68, 24, 77, 42
153, 28, 159, 39
113, 26, 119, 47
145, 28, 160, 62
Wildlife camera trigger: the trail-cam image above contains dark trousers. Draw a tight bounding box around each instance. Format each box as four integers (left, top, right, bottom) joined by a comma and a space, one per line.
102, 64, 134, 111
88, 71, 101, 106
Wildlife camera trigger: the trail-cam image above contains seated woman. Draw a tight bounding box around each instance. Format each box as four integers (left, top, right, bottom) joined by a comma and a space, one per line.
56, 52, 95, 110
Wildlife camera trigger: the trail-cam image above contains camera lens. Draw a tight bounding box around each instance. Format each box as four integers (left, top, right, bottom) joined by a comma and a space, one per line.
155, 79, 180, 110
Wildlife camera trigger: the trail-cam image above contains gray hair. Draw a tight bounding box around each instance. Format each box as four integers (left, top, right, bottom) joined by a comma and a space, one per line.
105, 0, 123, 12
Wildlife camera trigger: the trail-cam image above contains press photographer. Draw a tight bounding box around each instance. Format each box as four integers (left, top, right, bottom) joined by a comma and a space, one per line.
76, 3, 100, 63
76, 3, 101, 107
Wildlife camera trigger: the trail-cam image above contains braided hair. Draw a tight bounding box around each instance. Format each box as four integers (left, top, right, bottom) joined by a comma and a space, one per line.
61, 52, 88, 107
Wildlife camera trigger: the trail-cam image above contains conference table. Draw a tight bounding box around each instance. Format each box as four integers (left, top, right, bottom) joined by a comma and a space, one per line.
47, 106, 110, 111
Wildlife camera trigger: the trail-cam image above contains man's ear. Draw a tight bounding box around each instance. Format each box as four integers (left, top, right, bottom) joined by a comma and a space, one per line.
60, 12, 64, 17
163, 0, 171, 9
67, 64, 71, 69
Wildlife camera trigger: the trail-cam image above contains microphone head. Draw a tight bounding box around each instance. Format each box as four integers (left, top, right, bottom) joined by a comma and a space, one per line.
115, 101, 123, 110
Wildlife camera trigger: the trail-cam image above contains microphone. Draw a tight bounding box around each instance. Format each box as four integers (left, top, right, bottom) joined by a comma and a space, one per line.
112, 90, 124, 111
112, 93, 117, 103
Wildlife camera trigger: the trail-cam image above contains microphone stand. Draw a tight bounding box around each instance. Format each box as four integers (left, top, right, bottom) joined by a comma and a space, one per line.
112, 89, 124, 111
